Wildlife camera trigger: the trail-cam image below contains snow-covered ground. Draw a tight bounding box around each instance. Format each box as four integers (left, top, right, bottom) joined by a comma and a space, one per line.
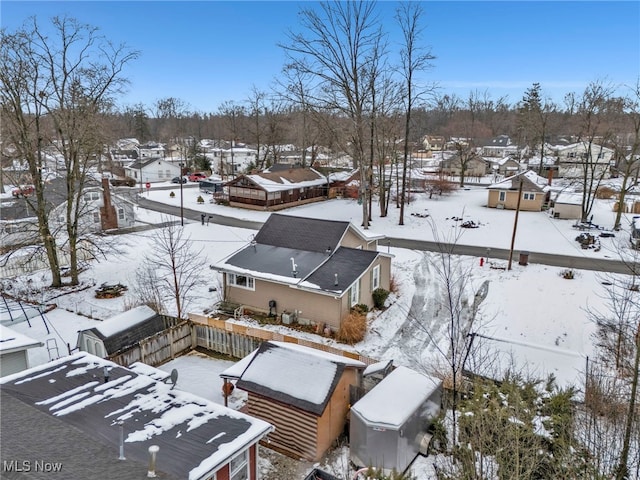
1, 180, 633, 479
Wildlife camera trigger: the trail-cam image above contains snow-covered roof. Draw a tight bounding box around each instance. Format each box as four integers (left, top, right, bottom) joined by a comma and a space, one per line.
235, 341, 364, 415
0, 324, 43, 354
95, 305, 157, 338
488, 170, 550, 192
0, 352, 274, 480
554, 192, 583, 205
351, 366, 441, 428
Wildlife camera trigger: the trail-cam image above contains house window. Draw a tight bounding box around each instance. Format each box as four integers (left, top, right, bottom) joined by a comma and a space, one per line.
158, 169, 164, 179
498, 191, 506, 202
165, 169, 171, 177
229, 273, 255, 290
84, 192, 99, 202
229, 450, 249, 480
92, 211, 100, 223
523, 193, 535, 201
371, 265, 380, 290
349, 279, 360, 307
118, 208, 125, 221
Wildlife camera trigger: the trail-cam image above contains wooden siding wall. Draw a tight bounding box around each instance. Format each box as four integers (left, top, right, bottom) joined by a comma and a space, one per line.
108, 320, 192, 367
248, 394, 319, 461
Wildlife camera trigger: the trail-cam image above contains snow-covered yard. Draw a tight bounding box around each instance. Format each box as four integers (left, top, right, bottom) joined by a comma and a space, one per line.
1, 182, 635, 479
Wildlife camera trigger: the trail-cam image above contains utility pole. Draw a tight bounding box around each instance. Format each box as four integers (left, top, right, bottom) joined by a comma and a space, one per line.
507, 177, 524, 270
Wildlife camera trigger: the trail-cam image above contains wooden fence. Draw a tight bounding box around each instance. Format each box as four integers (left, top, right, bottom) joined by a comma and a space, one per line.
109, 320, 193, 367
109, 314, 380, 368
188, 314, 380, 366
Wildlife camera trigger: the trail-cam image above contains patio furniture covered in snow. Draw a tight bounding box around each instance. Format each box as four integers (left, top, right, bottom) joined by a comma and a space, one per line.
349, 365, 442, 474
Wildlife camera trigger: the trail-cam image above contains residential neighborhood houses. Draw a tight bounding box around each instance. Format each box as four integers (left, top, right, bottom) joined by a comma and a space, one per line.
2, 125, 640, 479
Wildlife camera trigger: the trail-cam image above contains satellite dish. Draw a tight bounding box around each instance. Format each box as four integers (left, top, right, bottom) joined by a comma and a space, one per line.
169, 369, 178, 389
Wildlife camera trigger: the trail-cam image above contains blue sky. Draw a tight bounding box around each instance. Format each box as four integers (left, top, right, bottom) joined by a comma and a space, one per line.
2, 1, 639, 114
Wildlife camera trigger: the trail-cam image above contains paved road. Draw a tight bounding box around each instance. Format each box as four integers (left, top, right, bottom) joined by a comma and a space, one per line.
136, 196, 639, 276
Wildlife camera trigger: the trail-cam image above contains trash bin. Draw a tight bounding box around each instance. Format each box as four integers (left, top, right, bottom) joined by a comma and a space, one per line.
519, 251, 529, 266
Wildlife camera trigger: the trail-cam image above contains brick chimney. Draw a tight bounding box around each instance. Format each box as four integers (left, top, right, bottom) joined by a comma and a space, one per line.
100, 177, 118, 230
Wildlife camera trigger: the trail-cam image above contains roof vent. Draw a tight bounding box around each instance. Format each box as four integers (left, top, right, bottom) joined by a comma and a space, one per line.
326, 246, 332, 255
147, 445, 160, 478
291, 257, 298, 277
334, 273, 339, 286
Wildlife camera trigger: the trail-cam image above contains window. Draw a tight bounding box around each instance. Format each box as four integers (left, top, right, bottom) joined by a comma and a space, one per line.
229, 273, 255, 290
84, 192, 99, 202
118, 208, 125, 221
229, 450, 249, 480
92, 211, 100, 223
523, 193, 535, 201
158, 169, 164, 179
498, 191, 506, 202
349, 279, 360, 307
371, 265, 380, 291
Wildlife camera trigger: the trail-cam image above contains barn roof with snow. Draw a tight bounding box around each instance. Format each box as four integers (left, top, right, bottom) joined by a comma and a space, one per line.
234, 341, 365, 416
0, 352, 274, 480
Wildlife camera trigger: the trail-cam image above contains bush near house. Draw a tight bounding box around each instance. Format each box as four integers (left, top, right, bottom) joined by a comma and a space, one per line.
336, 310, 367, 344
372, 287, 390, 309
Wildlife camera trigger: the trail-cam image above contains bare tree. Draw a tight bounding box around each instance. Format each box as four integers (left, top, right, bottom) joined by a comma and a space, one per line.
613, 80, 640, 230
0, 16, 138, 286
588, 254, 640, 479
395, 1, 435, 226
218, 100, 245, 178
280, 0, 386, 229
565, 80, 618, 222
138, 221, 205, 319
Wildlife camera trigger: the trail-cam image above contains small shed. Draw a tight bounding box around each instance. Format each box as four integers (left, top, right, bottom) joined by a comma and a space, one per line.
227, 341, 365, 461
551, 192, 583, 220
0, 325, 43, 376
76, 305, 169, 359
350, 366, 442, 474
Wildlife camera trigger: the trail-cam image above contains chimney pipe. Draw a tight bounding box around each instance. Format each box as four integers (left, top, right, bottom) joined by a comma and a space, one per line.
334, 273, 338, 286
147, 445, 159, 478
118, 421, 126, 460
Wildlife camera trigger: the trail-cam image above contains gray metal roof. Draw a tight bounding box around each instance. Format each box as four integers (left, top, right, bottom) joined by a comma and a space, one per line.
254, 214, 350, 252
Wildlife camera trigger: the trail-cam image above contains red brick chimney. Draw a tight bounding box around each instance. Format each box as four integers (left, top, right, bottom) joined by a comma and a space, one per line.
100, 177, 118, 230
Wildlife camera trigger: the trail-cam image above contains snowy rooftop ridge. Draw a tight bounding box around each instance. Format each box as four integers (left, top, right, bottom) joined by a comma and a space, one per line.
94, 304, 157, 338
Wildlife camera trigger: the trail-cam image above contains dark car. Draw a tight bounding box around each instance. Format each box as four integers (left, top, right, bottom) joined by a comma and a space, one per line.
171, 176, 187, 184
110, 176, 136, 187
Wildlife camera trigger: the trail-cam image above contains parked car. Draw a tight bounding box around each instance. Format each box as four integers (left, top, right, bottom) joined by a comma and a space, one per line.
188, 172, 207, 182
110, 176, 136, 187
11, 185, 35, 197
171, 176, 187, 184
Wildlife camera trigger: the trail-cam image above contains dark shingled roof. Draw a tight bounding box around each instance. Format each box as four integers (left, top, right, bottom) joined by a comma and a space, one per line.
225, 244, 329, 279
0, 353, 272, 480
254, 214, 350, 252
305, 247, 379, 292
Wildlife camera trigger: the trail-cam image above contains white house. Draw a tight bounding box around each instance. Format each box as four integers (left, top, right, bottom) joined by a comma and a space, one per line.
50, 178, 135, 234
209, 145, 258, 176
553, 142, 614, 179
138, 141, 165, 159
125, 157, 181, 184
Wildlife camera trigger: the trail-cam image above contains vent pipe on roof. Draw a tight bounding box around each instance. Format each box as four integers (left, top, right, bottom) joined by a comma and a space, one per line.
147, 445, 159, 478
118, 421, 126, 460
326, 246, 332, 255
291, 257, 297, 277
334, 273, 339, 286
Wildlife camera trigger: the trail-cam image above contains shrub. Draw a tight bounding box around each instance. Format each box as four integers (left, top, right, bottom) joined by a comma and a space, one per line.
389, 274, 399, 294
560, 268, 575, 279
595, 186, 616, 199
352, 303, 369, 314
336, 310, 367, 344
197, 195, 204, 204
372, 287, 390, 309
170, 191, 176, 198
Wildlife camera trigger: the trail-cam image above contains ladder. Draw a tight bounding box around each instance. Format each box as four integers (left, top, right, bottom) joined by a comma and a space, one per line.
46, 338, 60, 361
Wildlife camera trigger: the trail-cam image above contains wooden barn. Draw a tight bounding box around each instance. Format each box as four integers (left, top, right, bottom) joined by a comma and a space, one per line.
222, 341, 365, 461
